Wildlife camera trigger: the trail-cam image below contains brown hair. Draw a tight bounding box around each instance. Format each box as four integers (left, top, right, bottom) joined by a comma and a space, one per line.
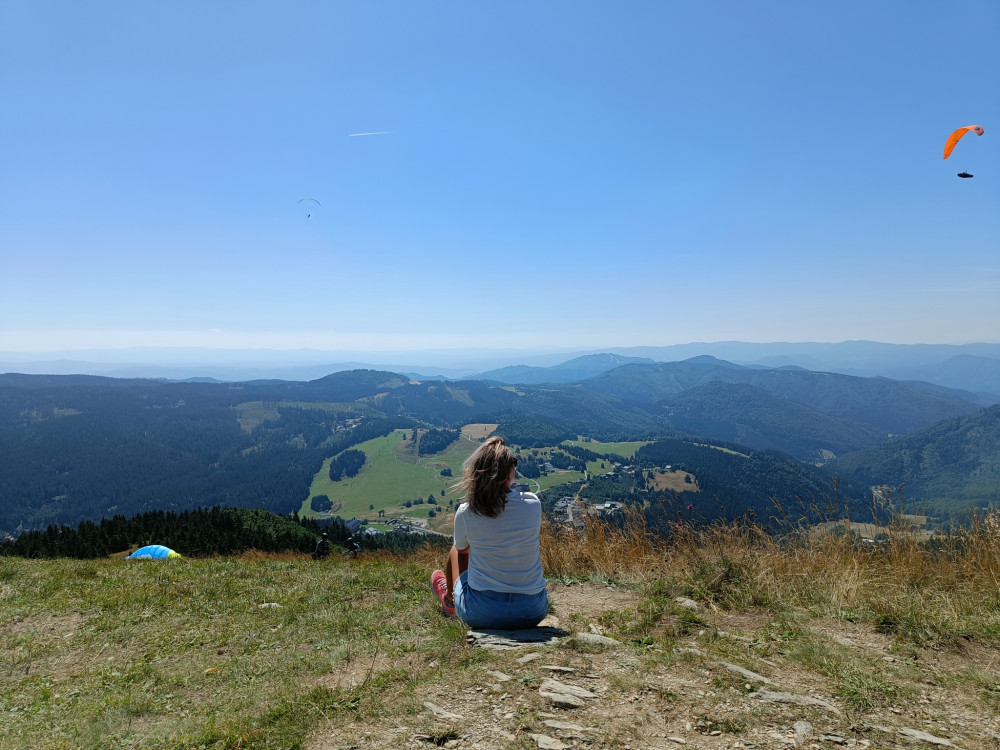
455, 436, 517, 518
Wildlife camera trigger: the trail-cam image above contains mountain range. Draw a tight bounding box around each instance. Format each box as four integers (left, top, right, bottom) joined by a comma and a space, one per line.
1, 354, 996, 536
3, 341, 999, 396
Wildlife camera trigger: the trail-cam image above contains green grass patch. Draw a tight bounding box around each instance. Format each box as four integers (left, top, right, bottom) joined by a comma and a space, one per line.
562, 439, 650, 458
693, 442, 750, 458
528, 470, 587, 493
836, 666, 909, 710
0, 556, 455, 750
302, 430, 478, 518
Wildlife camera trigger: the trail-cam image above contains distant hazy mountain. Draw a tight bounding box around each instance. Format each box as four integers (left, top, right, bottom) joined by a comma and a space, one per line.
473, 353, 656, 384
581, 357, 984, 435
3, 341, 998, 394
594, 342, 1000, 398
462, 345, 998, 403
0, 358, 473, 383
895, 355, 1000, 398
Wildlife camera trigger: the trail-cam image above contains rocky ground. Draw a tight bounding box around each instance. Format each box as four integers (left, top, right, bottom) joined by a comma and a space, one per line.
305, 582, 1000, 750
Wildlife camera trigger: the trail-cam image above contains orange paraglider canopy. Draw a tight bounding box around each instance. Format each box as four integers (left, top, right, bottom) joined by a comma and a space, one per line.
943, 125, 984, 159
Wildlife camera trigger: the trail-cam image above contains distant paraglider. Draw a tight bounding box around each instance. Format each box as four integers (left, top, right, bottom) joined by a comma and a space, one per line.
957, 171, 974, 179
298, 197, 321, 218
943, 125, 984, 159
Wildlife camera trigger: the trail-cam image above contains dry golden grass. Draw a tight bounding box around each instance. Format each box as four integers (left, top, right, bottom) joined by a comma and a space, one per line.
541, 510, 665, 582
460, 423, 499, 440
539, 505, 1000, 645
648, 469, 700, 493
211, 503, 1000, 650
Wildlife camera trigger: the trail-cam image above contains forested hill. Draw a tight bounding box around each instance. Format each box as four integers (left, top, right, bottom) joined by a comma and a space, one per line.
0, 506, 324, 558
631, 438, 871, 532
662, 381, 887, 457
580, 358, 984, 435
0, 373, 409, 536
828, 403, 1000, 516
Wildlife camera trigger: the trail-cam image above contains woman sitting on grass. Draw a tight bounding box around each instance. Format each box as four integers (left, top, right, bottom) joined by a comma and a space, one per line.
431, 436, 548, 628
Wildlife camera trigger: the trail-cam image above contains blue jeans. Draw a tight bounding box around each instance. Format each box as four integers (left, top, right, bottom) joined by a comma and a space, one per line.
454, 571, 548, 629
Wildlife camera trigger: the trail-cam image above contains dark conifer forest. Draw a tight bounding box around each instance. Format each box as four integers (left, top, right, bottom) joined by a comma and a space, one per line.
0, 506, 449, 559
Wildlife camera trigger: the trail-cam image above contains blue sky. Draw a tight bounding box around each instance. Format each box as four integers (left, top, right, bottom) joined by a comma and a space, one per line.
2, 1, 997, 356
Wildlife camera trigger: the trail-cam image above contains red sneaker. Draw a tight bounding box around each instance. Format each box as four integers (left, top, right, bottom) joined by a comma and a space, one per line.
430, 569, 456, 616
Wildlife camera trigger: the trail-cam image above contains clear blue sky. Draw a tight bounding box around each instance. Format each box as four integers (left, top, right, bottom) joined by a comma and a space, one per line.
2, 1, 997, 355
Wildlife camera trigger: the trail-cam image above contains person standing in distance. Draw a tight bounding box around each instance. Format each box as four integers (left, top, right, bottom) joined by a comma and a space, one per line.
430, 436, 548, 628
313, 532, 331, 560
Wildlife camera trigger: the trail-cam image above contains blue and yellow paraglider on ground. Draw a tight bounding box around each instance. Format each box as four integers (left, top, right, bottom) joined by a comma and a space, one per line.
126, 544, 182, 560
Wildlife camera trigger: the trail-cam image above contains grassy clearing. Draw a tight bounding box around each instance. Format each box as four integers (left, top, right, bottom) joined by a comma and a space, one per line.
648, 469, 699, 493
811, 517, 934, 542
303, 429, 614, 522
236, 401, 362, 434
561, 439, 649, 458
459, 423, 498, 440
235, 401, 282, 433
303, 430, 480, 519
526, 470, 587, 493
690, 442, 750, 457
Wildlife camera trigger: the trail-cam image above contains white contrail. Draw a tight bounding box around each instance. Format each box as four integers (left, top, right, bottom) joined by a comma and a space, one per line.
348, 131, 392, 137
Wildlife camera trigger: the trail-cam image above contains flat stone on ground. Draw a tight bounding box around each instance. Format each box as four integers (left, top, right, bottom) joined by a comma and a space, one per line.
466, 627, 568, 650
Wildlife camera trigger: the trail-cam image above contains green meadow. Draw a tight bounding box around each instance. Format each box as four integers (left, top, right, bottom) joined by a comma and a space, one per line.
300, 430, 631, 521
559, 438, 650, 480
561, 438, 649, 458
302, 430, 480, 520
526, 469, 586, 493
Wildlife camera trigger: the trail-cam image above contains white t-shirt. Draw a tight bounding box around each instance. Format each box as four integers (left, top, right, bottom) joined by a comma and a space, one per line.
453, 491, 546, 594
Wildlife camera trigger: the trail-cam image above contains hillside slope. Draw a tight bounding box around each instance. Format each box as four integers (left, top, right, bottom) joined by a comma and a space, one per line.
830, 403, 1000, 513
663, 381, 886, 461
582, 358, 983, 435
